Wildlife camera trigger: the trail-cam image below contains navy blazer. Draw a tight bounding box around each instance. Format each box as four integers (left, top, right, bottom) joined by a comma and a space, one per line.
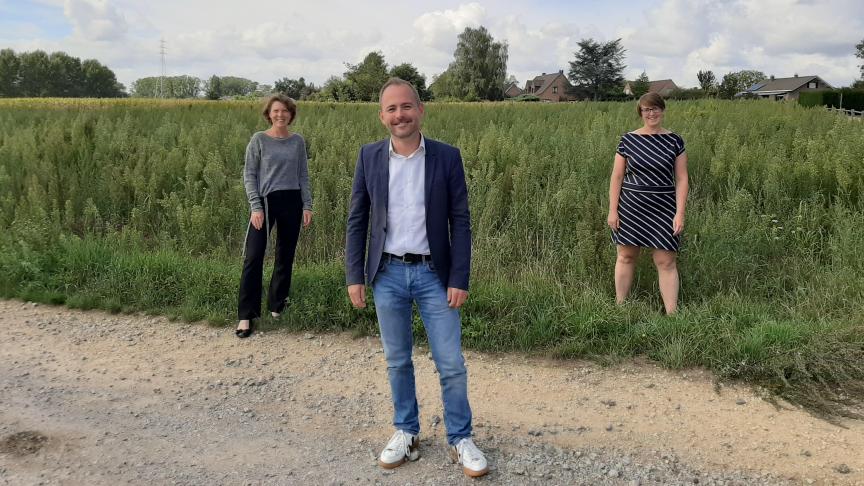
345, 137, 472, 290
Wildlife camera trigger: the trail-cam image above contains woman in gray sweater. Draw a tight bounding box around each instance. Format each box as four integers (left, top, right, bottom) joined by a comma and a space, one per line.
236, 95, 313, 338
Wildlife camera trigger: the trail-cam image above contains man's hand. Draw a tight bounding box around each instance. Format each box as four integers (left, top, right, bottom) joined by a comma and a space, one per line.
348, 284, 366, 308
447, 287, 468, 309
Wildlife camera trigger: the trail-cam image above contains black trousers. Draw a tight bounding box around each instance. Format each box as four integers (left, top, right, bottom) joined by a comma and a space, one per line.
238, 190, 303, 320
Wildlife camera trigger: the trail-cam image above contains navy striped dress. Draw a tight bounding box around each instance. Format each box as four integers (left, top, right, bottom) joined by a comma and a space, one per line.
611, 132, 685, 252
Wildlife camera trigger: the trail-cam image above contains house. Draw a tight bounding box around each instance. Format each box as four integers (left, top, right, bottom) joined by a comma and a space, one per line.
738, 75, 832, 101
504, 82, 524, 98
623, 79, 679, 97
522, 70, 576, 102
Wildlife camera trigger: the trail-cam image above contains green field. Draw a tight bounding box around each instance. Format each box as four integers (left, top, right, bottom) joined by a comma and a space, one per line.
1, 98, 862, 416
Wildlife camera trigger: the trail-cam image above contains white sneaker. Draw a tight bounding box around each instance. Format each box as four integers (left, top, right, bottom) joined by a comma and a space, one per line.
450, 437, 489, 478
378, 430, 420, 469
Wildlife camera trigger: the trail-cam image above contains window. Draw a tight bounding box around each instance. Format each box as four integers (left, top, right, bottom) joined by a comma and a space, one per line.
808, 82, 816, 89
553, 86, 558, 94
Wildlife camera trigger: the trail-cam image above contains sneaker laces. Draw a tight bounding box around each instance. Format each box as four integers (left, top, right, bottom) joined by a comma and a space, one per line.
456, 438, 483, 462
384, 430, 411, 456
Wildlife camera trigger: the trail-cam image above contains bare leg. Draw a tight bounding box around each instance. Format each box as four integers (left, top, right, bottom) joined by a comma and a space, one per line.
652, 250, 679, 314
615, 245, 640, 304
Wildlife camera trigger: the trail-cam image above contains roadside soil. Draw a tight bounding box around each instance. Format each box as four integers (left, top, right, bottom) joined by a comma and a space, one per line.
1, 299, 862, 485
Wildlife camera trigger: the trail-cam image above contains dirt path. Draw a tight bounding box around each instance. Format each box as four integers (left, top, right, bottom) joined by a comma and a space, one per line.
1, 299, 861, 485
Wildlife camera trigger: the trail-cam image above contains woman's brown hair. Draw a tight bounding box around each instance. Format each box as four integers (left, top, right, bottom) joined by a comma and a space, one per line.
262, 94, 297, 125
636, 92, 665, 117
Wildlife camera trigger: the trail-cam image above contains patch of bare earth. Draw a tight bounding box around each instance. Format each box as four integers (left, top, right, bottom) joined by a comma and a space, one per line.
0, 299, 861, 485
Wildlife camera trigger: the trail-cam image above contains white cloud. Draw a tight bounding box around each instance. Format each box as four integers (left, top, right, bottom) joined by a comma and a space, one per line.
413, 3, 487, 53
63, 0, 128, 41
5, 0, 862, 91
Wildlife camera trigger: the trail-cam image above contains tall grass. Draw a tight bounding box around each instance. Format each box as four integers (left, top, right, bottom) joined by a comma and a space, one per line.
1, 98, 862, 416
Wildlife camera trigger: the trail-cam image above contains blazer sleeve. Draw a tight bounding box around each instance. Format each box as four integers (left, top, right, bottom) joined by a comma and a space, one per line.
447, 148, 472, 290
345, 148, 370, 286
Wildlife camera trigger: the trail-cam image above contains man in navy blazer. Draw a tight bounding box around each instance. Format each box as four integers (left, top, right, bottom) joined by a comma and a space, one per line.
345, 78, 488, 478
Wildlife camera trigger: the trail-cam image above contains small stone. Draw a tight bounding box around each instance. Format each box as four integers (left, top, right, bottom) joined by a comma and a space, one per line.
834, 464, 851, 474
801, 450, 812, 457
605, 424, 613, 432
735, 399, 746, 405
607, 468, 620, 478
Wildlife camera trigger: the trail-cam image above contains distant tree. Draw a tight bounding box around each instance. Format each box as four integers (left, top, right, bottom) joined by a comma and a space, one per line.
17, 50, 51, 97
0, 49, 21, 97
274, 77, 318, 99
205, 75, 222, 100
697, 69, 716, 95
344, 51, 389, 101
856, 38, 864, 80
441, 26, 508, 101
131, 75, 200, 98
631, 71, 650, 98
218, 76, 258, 97
430, 69, 457, 100
568, 38, 626, 101
717, 70, 767, 99
80, 59, 124, 97
48, 52, 83, 97
389, 63, 430, 101
852, 79, 864, 89
313, 75, 357, 101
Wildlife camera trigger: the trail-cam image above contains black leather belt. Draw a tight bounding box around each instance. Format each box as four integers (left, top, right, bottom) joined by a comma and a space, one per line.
384, 252, 431, 263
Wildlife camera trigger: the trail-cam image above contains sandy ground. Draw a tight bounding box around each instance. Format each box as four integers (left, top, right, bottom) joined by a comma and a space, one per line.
1, 299, 862, 485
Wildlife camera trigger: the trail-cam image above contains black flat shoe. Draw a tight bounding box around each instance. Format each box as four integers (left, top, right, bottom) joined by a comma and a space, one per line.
235, 321, 254, 339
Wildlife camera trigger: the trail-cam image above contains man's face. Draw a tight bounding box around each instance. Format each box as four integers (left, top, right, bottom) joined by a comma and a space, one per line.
379, 84, 424, 140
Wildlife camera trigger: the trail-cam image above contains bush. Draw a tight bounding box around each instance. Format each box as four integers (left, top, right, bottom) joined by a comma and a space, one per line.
799, 89, 864, 111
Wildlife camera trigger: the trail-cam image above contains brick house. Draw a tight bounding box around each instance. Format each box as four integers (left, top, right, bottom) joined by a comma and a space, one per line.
522, 70, 576, 102
623, 79, 679, 97
504, 82, 524, 98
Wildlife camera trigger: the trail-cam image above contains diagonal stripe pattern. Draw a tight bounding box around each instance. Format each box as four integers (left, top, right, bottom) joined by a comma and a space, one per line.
612, 132, 685, 252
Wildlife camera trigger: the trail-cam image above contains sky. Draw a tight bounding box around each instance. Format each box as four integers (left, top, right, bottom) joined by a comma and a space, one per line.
1, 0, 862, 91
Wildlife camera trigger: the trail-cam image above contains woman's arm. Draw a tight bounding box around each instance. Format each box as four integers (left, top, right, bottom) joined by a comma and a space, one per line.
673, 152, 689, 235
607, 153, 627, 231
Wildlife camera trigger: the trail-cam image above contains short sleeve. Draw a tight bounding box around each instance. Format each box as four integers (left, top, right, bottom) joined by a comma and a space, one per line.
674, 134, 686, 156
616, 135, 628, 158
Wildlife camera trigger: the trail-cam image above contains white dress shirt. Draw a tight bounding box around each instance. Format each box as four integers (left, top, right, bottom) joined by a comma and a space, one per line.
383, 135, 430, 256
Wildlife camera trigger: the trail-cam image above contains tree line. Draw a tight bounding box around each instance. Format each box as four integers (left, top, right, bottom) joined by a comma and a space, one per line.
0, 48, 125, 98
3, 34, 862, 101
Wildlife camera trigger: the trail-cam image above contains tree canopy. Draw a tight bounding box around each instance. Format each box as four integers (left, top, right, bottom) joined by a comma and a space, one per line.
631, 71, 650, 98
697, 70, 716, 94
432, 26, 508, 101
568, 38, 626, 101
0, 49, 124, 98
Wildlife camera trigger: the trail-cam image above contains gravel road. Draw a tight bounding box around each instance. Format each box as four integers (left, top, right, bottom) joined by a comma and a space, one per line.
1, 299, 861, 485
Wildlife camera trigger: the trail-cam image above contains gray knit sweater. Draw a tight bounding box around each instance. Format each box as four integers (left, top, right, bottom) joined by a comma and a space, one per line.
243, 131, 312, 212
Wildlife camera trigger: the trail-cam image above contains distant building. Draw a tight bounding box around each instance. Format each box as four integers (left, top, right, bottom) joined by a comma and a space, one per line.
504, 82, 524, 98
623, 79, 679, 97
738, 75, 832, 101
522, 70, 576, 102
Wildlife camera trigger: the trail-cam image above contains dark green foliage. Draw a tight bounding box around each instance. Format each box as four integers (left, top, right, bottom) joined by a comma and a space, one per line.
666, 88, 708, 100
0, 49, 124, 98
131, 75, 201, 98
344, 51, 389, 102
2, 99, 864, 416
389, 63, 431, 101
568, 38, 626, 101
205, 75, 222, 100
631, 71, 649, 98
433, 26, 508, 101
697, 69, 716, 94
274, 77, 319, 100
799, 89, 864, 111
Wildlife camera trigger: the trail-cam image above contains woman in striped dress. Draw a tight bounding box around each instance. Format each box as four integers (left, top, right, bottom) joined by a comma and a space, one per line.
607, 92, 689, 314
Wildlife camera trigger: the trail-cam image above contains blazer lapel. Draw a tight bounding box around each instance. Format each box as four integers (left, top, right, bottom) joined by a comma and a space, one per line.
378, 141, 389, 211
424, 138, 435, 212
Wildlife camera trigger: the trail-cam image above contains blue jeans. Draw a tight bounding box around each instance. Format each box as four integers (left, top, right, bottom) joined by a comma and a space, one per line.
371, 257, 472, 445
